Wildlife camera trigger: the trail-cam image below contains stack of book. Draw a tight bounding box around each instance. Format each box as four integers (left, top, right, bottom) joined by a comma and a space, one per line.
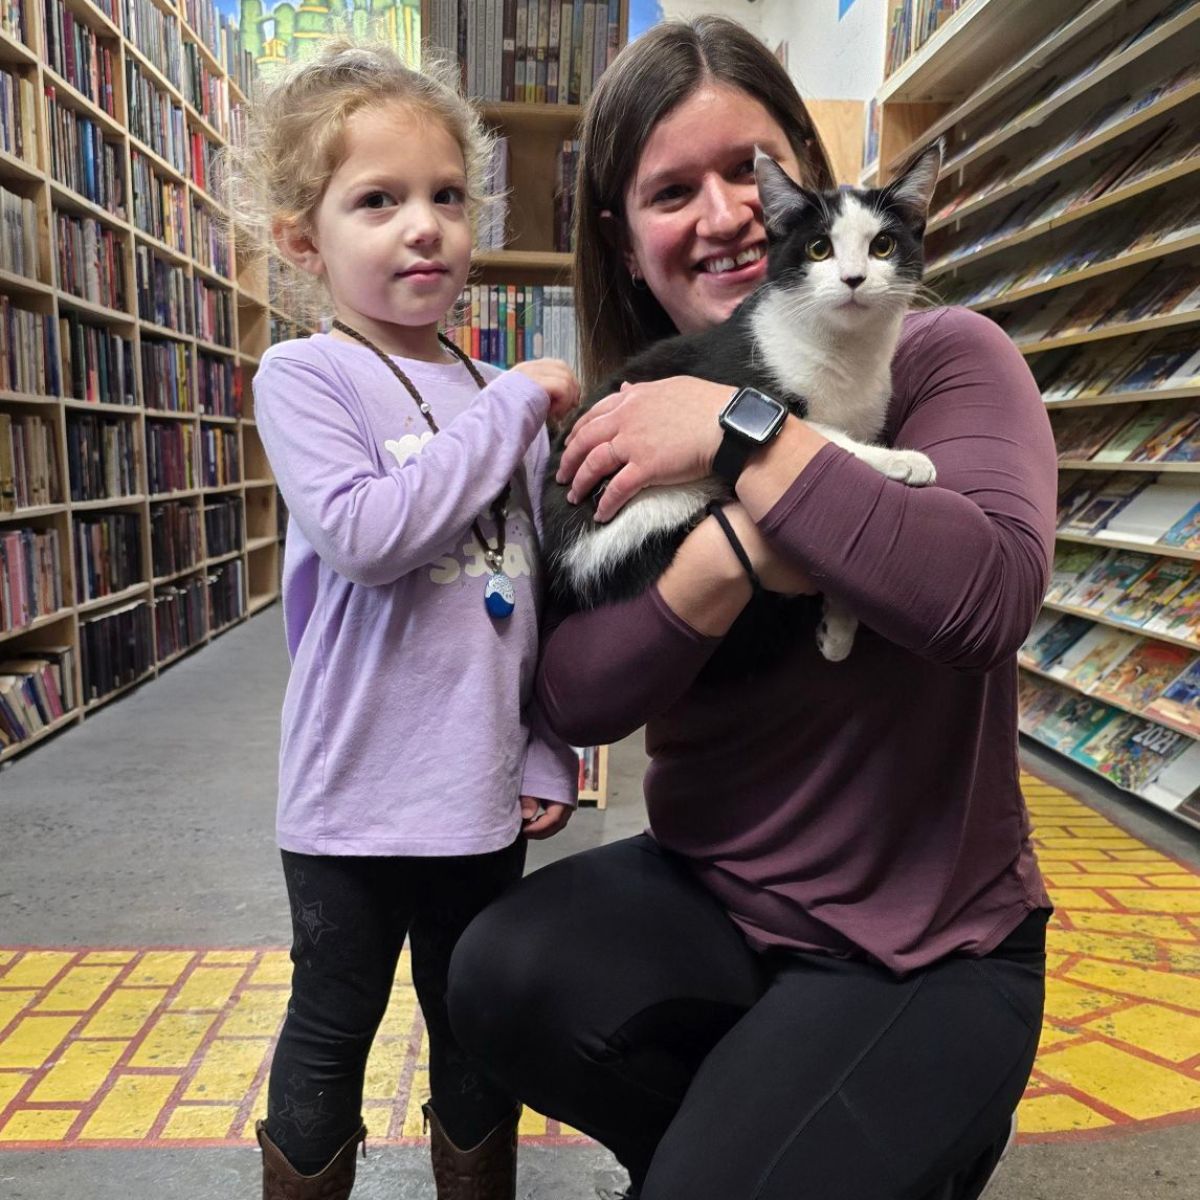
0, 186, 40, 283
885, 0, 969, 77
142, 338, 192, 413
204, 496, 242, 557
0, 64, 38, 163
200, 426, 239, 488
0, 297, 59, 396
0, 525, 64, 631
136, 249, 192, 331
193, 278, 233, 347
73, 511, 142, 603
61, 314, 134, 406
1036, 332, 1200, 404
153, 575, 205, 659
1051, 401, 1200, 465
123, 0, 181, 91
0, 412, 60, 512
444, 283, 577, 369
207, 558, 244, 629
131, 151, 187, 253
426, 0, 623, 105
145, 421, 196, 495
66, 414, 138, 502
197, 354, 237, 417
79, 599, 154, 703
42, 0, 118, 118
999, 262, 1200, 347
56, 213, 125, 310
45, 88, 126, 219
150, 501, 201, 579
0, 644, 76, 749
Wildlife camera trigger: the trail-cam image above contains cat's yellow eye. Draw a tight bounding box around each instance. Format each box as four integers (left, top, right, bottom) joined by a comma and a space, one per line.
806, 236, 832, 261
870, 233, 897, 258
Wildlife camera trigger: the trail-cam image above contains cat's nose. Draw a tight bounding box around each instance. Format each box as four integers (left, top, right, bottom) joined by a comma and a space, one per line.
842, 275, 866, 290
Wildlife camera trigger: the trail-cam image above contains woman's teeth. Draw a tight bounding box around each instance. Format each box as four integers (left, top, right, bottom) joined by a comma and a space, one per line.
701, 246, 765, 274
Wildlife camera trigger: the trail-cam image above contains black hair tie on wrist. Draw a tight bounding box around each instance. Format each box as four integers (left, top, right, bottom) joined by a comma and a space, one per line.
706, 502, 763, 594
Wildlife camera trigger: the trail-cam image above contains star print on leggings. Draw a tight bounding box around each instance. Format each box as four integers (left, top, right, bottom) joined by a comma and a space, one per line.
276, 1092, 330, 1137
293, 897, 338, 946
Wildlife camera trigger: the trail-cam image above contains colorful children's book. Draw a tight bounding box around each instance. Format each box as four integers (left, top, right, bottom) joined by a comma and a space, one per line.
1061, 476, 1148, 536
1162, 422, 1200, 462
1106, 558, 1198, 626
1052, 625, 1140, 692
1033, 693, 1119, 755
1053, 407, 1135, 460
1129, 404, 1200, 462
1141, 740, 1200, 813
1091, 640, 1196, 709
1061, 549, 1156, 612
1017, 673, 1071, 733
1096, 483, 1200, 544
1160, 501, 1200, 550
1070, 712, 1146, 773
1045, 544, 1107, 604
1081, 716, 1189, 791
1089, 408, 1168, 462
1145, 570, 1200, 641
1144, 658, 1200, 735
1023, 614, 1093, 670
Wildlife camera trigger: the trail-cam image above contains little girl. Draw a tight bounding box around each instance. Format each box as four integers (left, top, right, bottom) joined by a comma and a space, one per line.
228, 40, 581, 1200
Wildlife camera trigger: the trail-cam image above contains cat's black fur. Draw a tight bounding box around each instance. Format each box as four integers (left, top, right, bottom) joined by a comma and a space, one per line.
541, 146, 938, 676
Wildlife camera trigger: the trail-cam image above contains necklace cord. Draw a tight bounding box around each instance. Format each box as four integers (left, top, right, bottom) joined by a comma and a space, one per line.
331, 320, 509, 571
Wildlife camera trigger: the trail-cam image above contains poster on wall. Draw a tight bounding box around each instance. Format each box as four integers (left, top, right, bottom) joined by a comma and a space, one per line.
216, 0, 423, 77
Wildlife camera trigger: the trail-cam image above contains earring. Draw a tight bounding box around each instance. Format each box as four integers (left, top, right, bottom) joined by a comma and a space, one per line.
630, 268, 646, 290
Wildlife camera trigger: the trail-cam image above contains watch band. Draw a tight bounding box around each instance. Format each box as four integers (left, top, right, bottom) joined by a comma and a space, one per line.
713, 432, 756, 485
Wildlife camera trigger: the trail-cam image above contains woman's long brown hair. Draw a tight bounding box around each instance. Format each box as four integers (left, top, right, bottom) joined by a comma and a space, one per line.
573, 16, 836, 390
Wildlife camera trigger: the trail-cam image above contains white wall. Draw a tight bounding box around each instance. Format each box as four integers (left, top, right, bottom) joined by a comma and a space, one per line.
659, 0, 766, 37
760, 0, 888, 101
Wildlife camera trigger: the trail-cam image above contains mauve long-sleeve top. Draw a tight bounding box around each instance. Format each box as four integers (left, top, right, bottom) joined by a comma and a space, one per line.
537, 307, 1058, 975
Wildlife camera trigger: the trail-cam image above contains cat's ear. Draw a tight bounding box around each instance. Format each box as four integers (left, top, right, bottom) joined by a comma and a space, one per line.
754, 149, 813, 238
882, 139, 943, 228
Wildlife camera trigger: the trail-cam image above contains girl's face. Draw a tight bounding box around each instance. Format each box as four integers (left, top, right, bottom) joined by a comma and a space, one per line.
621, 83, 803, 335
296, 102, 473, 358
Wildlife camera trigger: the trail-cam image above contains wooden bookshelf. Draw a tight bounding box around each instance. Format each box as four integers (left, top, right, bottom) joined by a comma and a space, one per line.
869, 0, 1200, 828
0, 0, 285, 766
419, 1, 628, 806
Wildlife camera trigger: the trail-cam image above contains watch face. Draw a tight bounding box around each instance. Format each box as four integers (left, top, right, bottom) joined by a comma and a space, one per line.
725, 389, 785, 442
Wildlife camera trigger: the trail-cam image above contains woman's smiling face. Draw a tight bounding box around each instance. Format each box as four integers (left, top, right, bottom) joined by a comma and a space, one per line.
621, 82, 803, 335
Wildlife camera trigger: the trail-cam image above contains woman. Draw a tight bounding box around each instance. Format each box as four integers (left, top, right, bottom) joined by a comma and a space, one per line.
449, 17, 1056, 1200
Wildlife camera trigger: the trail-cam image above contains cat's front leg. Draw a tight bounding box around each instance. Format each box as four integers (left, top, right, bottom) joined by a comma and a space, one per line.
808, 422, 936, 486
817, 598, 857, 662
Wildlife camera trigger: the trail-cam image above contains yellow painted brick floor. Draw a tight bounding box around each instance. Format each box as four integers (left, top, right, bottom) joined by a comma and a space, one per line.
0, 773, 1197, 1149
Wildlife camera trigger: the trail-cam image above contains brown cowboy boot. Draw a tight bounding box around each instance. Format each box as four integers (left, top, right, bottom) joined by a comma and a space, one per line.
256, 1119, 366, 1200
422, 1102, 520, 1200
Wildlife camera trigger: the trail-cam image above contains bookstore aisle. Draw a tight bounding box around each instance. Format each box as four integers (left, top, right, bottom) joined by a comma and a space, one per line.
0, 605, 1196, 1198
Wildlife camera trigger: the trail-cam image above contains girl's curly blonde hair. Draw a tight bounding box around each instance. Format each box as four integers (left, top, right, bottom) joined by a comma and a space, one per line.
221, 40, 497, 323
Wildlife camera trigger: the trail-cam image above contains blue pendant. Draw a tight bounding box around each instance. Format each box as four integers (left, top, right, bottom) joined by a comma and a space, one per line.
484, 571, 516, 619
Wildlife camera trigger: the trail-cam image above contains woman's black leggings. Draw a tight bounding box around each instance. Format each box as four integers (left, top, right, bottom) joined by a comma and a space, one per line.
265, 839, 526, 1173
448, 835, 1048, 1200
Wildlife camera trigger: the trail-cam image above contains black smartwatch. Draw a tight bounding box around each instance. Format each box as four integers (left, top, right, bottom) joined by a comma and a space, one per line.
713, 387, 788, 485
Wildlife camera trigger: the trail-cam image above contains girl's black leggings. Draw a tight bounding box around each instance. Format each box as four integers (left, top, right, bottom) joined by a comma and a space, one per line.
265, 839, 526, 1174
448, 835, 1048, 1200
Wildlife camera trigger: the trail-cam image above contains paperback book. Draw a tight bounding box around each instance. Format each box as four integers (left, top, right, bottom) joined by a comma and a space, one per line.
1091, 639, 1196, 710
1144, 658, 1200, 735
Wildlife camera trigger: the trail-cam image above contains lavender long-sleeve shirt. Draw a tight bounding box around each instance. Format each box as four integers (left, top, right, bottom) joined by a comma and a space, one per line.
254, 333, 579, 856
537, 307, 1056, 975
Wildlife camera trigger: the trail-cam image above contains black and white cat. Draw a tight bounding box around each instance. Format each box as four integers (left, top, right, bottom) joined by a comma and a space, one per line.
543, 140, 943, 664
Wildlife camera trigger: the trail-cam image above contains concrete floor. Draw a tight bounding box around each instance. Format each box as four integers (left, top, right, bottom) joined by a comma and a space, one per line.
1, 604, 1198, 1198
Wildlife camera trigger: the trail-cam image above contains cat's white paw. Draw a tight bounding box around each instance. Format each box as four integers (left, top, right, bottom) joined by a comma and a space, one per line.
878, 449, 936, 486
816, 615, 856, 662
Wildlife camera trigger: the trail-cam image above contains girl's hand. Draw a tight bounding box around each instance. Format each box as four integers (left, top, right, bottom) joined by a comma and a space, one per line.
556, 377, 732, 523
719, 504, 818, 597
511, 359, 581, 423
520, 796, 573, 840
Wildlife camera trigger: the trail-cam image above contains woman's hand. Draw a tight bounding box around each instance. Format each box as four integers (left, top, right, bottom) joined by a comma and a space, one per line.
520, 796, 573, 840
556, 376, 733, 523
512, 359, 581, 423
719, 504, 817, 597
